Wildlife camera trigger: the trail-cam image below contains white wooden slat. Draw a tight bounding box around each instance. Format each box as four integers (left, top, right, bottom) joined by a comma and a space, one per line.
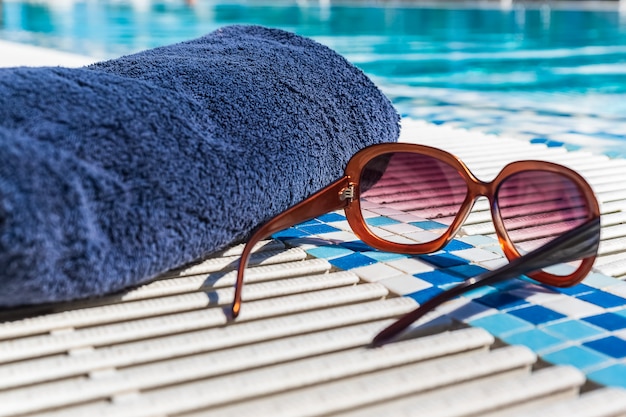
600, 210, 626, 225
600, 222, 626, 239
0, 254, 328, 320
331, 366, 584, 417
120, 255, 330, 302
594, 252, 626, 278
0, 327, 494, 416
207, 239, 285, 257
30, 340, 530, 417
0, 297, 417, 390
507, 387, 626, 417
150, 345, 534, 417
0, 270, 355, 340
0, 283, 389, 363
161, 245, 304, 277
598, 237, 626, 256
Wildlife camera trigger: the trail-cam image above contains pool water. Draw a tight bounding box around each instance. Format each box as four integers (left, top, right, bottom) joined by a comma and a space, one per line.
1, 0, 625, 155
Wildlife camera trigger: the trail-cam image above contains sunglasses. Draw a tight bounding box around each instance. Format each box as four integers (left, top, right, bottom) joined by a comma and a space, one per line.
232, 143, 601, 344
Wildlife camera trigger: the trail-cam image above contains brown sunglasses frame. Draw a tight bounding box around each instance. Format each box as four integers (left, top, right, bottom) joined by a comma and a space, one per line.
231, 143, 600, 318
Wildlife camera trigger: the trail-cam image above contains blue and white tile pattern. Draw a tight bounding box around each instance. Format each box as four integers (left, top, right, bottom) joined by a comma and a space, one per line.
276, 119, 626, 389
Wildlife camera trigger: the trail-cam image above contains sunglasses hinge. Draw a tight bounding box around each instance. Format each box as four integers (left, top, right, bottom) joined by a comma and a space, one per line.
339, 184, 355, 202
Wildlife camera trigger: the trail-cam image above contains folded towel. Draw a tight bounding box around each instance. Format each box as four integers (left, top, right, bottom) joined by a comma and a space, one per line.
0, 25, 399, 307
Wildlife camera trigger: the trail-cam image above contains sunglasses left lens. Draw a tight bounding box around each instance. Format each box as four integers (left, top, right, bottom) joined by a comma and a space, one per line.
358, 152, 468, 245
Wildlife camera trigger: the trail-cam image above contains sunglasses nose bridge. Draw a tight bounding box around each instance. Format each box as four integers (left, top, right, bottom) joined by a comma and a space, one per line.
466, 176, 493, 200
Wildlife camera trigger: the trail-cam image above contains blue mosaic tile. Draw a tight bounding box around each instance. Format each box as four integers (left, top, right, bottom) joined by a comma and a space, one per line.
518, 275, 542, 285
443, 239, 474, 251
587, 364, 626, 389
447, 264, 489, 278
410, 220, 447, 230
365, 216, 401, 227
306, 246, 354, 260
530, 138, 549, 144
502, 328, 565, 353
582, 313, 626, 332
316, 213, 346, 223
406, 286, 445, 305
548, 283, 595, 297
606, 150, 626, 158
296, 209, 626, 389
546, 140, 565, 148
416, 270, 465, 289
420, 252, 468, 268
577, 291, 626, 309
296, 219, 323, 227
463, 285, 498, 299
298, 223, 342, 235
340, 240, 374, 253
468, 312, 534, 337
272, 228, 310, 239
444, 299, 494, 323
361, 251, 408, 263
508, 305, 567, 325
542, 319, 607, 341
474, 292, 528, 311
542, 345, 613, 371
329, 253, 377, 270
491, 280, 529, 292
563, 143, 583, 151
584, 336, 626, 359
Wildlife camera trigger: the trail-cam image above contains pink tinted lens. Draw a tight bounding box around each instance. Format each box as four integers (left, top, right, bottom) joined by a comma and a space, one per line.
359, 152, 468, 244
497, 170, 591, 256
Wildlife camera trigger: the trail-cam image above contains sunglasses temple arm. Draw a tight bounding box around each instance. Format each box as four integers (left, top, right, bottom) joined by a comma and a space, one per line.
372, 217, 601, 346
231, 176, 352, 318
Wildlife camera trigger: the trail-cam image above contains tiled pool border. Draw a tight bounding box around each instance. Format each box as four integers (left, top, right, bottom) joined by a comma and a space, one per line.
275, 119, 626, 389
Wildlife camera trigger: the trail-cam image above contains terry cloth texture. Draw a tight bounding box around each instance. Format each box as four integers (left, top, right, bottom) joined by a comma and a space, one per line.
0, 25, 399, 307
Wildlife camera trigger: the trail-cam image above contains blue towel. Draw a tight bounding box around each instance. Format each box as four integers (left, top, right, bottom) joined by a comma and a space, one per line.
0, 25, 399, 307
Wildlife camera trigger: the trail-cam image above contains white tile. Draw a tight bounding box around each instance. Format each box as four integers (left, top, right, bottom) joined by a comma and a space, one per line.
351, 263, 404, 283
285, 237, 332, 250
378, 275, 433, 296
380, 223, 425, 235
457, 235, 499, 248
480, 258, 510, 270
451, 248, 504, 263
316, 231, 359, 243
381, 234, 423, 245
387, 213, 427, 223
359, 209, 381, 219
482, 245, 504, 256
613, 329, 626, 340
509, 288, 564, 305
367, 207, 406, 217
328, 220, 352, 232
386, 258, 435, 275
605, 285, 626, 298
364, 225, 395, 238
404, 231, 443, 244
542, 297, 606, 319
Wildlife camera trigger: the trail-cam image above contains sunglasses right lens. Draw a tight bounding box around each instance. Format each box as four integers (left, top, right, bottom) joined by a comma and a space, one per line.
497, 170, 592, 273
359, 152, 468, 245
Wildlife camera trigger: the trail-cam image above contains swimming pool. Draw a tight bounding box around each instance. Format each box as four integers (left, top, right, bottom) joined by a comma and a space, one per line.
1, 0, 625, 155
